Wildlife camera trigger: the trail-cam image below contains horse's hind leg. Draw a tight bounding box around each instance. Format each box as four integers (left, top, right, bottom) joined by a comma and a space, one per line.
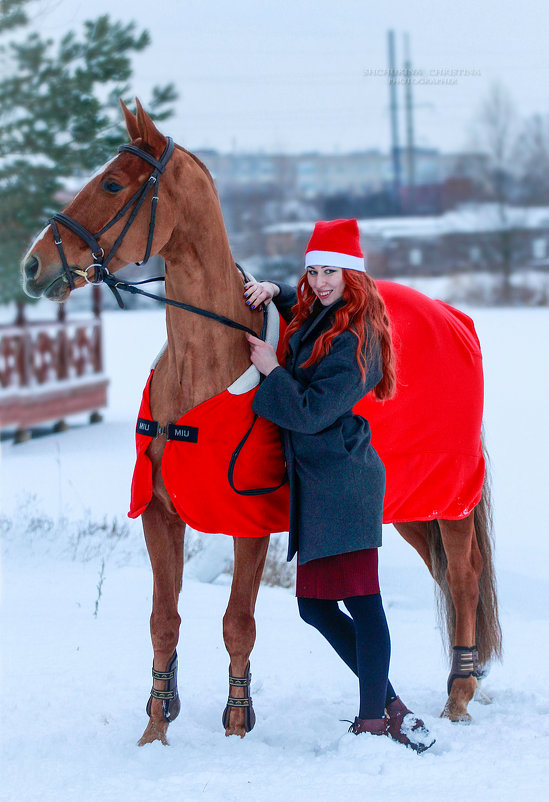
395, 517, 483, 721
438, 514, 483, 722
138, 495, 186, 746
222, 535, 270, 737
393, 521, 433, 574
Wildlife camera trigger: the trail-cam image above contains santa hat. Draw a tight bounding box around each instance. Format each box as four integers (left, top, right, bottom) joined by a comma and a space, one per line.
304, 218, 366, 272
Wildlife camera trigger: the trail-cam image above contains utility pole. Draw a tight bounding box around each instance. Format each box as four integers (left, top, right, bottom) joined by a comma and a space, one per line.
403, 33, 416, 214
387, 30, 402, 214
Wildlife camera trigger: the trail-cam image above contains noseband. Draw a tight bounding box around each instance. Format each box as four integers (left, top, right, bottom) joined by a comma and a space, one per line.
48, 137, 175, 291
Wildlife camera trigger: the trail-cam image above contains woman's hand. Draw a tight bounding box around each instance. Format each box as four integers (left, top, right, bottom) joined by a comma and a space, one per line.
246, 333, 280, 376
243, 280, 279, 310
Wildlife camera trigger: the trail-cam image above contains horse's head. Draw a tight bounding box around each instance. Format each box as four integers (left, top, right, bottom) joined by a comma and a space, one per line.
22, 100, 177, 302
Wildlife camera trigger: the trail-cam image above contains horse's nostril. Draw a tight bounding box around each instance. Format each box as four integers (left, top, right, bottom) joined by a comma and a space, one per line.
24, 255, 40, 280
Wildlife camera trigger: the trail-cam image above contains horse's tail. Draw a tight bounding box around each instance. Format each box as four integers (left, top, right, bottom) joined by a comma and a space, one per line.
427, 431, 503, 668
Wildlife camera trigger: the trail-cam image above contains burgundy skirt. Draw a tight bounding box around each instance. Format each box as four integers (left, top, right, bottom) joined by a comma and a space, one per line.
296, 548, 380, 600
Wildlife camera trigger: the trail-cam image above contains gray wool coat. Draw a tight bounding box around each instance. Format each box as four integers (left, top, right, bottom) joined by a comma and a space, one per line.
252, 282, 386, 565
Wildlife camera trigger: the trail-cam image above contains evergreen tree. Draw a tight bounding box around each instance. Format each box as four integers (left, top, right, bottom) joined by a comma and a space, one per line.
0, 1, 177, 304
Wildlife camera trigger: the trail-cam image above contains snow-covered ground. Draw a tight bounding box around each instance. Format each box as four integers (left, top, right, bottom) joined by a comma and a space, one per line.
1, 304, 549, 802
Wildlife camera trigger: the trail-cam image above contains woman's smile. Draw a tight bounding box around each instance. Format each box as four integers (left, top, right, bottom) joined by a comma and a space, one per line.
307, 265, 345, 305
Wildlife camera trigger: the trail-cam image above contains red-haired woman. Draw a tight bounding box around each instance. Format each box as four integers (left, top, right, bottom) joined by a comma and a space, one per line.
244, 219, 434, 752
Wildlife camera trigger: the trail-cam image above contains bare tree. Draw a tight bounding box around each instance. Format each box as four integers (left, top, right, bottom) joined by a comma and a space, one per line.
515, 113, 549, 205
469, 81, 521, 300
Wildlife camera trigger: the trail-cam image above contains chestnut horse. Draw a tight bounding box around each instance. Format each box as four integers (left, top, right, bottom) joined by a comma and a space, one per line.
22, 101, 501, 745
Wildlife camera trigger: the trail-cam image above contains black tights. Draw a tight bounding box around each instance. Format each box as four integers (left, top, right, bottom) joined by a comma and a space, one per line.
298, 594, 396, 719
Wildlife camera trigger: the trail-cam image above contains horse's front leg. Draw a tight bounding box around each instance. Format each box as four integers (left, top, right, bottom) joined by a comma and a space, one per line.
222, 535, 270, 737
138, 494, 186, 746
438, 514, 483, 722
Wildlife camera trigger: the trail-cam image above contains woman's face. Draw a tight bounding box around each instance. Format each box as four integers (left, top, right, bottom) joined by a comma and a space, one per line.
306, 265, 345, 306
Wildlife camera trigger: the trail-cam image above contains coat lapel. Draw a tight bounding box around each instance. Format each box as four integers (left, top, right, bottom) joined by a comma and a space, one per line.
287, 299, 346, 373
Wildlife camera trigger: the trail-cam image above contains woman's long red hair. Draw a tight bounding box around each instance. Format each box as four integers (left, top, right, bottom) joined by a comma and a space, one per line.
281, 271, 396, 401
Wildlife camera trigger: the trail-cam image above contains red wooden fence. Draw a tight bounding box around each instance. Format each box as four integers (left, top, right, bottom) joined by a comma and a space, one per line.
0, 289, 108, 439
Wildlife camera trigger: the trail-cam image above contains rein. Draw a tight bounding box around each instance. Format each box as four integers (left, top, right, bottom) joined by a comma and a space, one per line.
100, 268, 261, 338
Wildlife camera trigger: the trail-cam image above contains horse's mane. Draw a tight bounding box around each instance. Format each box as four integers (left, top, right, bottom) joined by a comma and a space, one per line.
174, 143, 218, 195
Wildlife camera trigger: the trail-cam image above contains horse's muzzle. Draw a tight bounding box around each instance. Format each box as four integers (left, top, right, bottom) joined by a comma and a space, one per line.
22, 257, 71, 302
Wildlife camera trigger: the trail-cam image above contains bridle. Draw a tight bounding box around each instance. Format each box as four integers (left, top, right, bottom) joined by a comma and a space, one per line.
49, 136, 175, 292
46, 136, 262, 338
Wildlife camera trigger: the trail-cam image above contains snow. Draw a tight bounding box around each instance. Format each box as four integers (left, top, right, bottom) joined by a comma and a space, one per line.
266, 203, 549, 238
1, 304, 549, 801
391, 270, 549, 306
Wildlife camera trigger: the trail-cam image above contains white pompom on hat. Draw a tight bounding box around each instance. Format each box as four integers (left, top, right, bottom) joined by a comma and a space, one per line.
304, 218, 366, 272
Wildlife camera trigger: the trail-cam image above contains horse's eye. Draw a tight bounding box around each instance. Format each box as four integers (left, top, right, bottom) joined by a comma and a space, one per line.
103, 180, 123, 193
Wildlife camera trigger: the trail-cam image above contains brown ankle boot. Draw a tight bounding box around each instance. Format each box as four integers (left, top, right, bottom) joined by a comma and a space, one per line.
385, 696, 435, 753
348, 716, 388, 736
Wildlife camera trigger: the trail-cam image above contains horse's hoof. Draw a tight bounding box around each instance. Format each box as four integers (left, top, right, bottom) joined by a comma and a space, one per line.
441, 673, 477, 722
224, 724, 247, 738
440, 698, 473, 723
137, 718, 170, 746
222, 704, 255, 737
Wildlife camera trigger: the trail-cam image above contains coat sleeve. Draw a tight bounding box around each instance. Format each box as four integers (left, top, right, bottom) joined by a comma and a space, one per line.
253, 330, 382, 434
271, 282, 297, 323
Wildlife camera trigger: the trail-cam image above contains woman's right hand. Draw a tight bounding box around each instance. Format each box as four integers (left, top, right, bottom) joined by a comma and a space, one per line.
243, 280, 279, 309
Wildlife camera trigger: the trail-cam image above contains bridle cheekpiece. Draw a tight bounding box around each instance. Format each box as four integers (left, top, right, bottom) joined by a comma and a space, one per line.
48, 137, 175, 293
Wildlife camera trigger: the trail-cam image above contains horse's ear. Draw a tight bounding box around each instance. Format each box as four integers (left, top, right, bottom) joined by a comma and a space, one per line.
120, 98, 140, 141
135, 97, 167, 153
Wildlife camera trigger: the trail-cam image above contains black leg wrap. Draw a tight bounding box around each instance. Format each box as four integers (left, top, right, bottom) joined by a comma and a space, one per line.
146, 650, 181, 723
447, 646, 481, 695
222, 661, 256, 732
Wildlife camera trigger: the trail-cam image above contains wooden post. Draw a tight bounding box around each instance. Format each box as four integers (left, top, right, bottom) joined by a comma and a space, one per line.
53, 419, 69, 433
15, 302, 26, 326
57, 303, 69, 380
92, 284, 102, 318
92, 285, 104, 373
18, 304, 31, 389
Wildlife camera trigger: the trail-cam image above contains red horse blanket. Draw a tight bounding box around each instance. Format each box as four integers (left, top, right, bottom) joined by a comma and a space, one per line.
129, 280, 484, 533
128, 304, 291, 536
356, 280, 485, 522
128, 372, 291, 536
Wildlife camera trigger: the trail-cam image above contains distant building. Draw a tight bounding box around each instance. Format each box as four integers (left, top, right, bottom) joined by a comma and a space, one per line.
261, 204, 549, 279
195, 147, 487, 213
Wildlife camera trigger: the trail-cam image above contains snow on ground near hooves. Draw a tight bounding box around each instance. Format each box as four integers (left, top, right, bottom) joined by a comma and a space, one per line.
1, 306, 549, 801
2, 558, 549, 802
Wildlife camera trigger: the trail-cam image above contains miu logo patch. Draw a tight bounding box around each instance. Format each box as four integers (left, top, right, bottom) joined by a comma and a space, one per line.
136, 418, 199, 443
136, 418, 158, 436
167, 424, 199, 443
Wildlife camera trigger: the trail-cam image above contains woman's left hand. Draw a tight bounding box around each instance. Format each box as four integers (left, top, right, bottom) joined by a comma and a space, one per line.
246, 333, 280, 376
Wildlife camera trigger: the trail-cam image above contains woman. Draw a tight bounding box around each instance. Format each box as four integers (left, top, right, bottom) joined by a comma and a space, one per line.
244, 219, 434, 752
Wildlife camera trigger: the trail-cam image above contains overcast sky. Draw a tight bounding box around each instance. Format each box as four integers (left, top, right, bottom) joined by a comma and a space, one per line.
25, 0, 549, 155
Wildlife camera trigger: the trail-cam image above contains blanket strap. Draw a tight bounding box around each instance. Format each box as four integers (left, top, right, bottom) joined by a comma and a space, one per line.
227, 413, 288, 496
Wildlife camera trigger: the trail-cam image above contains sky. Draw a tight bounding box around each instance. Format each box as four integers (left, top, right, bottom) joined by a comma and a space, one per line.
21, 0, 549, 155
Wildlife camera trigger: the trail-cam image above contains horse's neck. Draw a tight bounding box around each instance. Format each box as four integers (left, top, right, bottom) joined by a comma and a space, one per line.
149, 241, 260, 419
